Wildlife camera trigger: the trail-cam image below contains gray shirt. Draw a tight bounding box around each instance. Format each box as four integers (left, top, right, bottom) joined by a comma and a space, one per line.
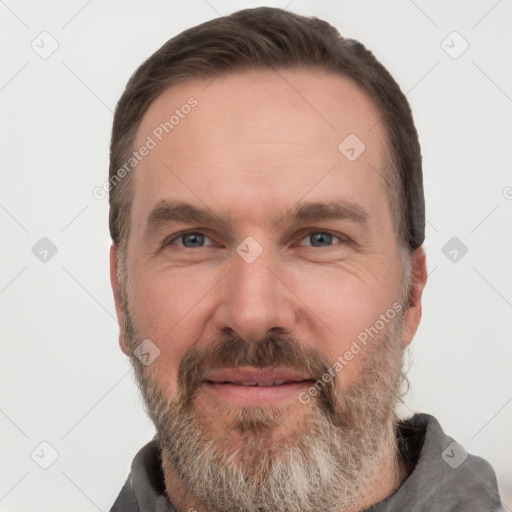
110, 413, 503, 512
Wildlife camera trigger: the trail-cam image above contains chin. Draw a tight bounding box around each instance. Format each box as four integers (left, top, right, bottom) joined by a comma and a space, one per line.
193, 392, 317, 458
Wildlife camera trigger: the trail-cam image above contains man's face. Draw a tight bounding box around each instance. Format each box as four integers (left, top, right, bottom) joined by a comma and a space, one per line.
111, 69, 423, 510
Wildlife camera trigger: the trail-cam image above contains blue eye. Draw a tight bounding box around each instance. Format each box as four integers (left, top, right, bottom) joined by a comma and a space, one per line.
299, 232, 340, 247
175, 232, 211, 248
165, 230, 345, 251
310, 232, 332, 247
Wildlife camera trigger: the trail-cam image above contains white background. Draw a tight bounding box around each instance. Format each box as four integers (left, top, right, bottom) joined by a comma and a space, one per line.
1, 0, 511, 510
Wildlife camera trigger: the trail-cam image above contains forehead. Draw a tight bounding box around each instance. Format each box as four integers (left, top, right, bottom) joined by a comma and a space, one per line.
131, 68, 390, 234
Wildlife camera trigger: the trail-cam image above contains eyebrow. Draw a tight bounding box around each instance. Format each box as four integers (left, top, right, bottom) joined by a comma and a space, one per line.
145, 199, 369, 239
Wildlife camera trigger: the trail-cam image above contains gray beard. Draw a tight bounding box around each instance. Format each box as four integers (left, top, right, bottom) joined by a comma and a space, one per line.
125, 307, 406, 512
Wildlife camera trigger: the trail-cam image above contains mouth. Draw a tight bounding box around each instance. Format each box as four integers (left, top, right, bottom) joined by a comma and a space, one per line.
201, 367, 315, 406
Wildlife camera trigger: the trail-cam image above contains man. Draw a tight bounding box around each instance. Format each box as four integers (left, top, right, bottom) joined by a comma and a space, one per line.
108, 7, 502, 512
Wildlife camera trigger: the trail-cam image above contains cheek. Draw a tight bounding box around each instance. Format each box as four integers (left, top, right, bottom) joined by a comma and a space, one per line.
290, 267, 398, 382
128, 265, 219, 386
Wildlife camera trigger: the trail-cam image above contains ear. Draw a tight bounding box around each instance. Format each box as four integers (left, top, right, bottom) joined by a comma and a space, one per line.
402, 246, 427, 348
110, 243, 130, 356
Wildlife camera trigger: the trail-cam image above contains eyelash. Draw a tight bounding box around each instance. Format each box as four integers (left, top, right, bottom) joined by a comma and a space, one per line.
163, 229, 350, 249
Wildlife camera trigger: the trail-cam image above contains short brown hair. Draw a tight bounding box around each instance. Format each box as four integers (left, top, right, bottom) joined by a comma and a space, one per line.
109, 7, 424, 258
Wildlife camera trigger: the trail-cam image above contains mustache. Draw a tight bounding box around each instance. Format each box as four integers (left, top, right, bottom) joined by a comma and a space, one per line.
177, 332, 338, 412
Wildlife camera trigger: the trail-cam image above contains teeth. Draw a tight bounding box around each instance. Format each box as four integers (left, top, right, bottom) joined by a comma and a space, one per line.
229, 380, 295, 386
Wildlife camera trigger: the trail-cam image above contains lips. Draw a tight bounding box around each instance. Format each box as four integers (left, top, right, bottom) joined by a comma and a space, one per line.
216, 379, 302, 386
202, 367, 313, 387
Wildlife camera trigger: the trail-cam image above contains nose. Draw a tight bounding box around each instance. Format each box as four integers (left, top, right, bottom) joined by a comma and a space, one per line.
213, 248, 297, 343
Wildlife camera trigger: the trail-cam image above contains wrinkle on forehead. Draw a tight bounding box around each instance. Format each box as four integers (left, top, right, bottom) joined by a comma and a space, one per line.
129, 68, 391, 246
